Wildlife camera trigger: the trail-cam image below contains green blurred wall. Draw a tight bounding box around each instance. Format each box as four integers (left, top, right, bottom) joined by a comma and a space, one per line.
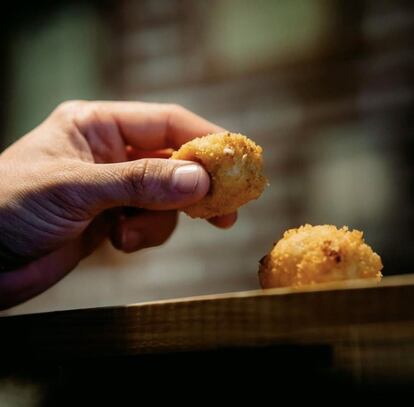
5, 4, 108, 147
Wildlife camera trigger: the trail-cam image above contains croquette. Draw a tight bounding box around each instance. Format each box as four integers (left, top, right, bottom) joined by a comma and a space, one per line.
259, 224, 383, 288
171, 132, 267, 218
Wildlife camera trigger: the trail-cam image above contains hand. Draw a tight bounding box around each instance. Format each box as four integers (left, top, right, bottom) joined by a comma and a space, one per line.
0, 101, 237, 309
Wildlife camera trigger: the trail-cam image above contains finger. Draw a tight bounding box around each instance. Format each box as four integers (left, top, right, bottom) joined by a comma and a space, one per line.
208, 212, 238, 229
110, 210, 178, 253
126, 146, 174, 160
75, 159, 210, 214
71, 101, 225, 151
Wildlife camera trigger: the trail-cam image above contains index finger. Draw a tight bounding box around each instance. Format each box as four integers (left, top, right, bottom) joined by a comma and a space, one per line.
74, 101, 225, 151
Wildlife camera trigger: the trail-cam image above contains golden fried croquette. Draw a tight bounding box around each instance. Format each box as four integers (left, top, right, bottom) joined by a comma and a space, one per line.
259, 224, 383, 288
171, 132, 267, 218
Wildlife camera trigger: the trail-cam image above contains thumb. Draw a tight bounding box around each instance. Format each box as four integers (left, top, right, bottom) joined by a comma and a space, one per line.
79, 159, 210, 214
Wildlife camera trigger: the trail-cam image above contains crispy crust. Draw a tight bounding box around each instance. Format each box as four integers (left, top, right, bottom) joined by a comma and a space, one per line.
171, 132, 267, 218
259, 224, 383, 288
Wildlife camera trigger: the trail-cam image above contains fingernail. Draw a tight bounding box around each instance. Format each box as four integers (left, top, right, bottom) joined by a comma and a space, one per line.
172, 164, 201, 194
122, 229, 142, 252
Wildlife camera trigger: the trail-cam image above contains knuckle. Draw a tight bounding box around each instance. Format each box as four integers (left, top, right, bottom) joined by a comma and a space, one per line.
122, 159, 166, 203
54, 100, 87, 117
72, 102, 113, 138
122, 160, 147, 197
167, 103, 186, 116
81, 101, 101, 121
53, 101, 108, 142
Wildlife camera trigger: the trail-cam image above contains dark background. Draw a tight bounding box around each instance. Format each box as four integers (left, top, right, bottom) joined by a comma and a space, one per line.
0, 0, 413, 315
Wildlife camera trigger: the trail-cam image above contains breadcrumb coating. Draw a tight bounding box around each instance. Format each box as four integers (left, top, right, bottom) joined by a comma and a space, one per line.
259, 224, 383, 288
171, 132, 267, 218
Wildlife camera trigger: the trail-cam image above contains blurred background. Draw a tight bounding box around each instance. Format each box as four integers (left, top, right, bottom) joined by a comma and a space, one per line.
0, 0, 413, 315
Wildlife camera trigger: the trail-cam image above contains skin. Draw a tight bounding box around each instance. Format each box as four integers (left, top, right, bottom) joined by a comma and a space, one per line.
0, 101, 237, 310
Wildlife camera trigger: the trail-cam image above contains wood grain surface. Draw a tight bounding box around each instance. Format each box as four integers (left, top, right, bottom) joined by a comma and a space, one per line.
0, 274, 414, 378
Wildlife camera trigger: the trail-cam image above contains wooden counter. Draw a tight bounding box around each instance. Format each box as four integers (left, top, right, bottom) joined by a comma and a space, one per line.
1, 275, 414, 401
